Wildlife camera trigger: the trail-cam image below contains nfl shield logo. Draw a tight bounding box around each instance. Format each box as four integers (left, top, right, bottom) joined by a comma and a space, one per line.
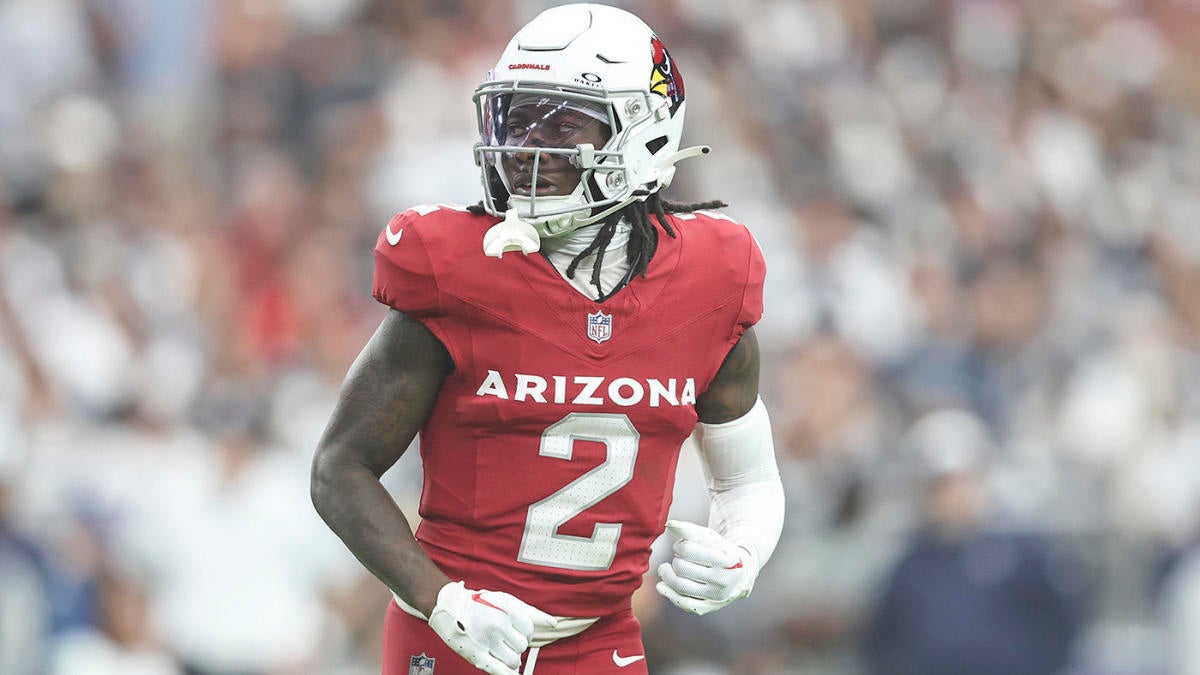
409, 654, 436, 675
587, 310, 613, 344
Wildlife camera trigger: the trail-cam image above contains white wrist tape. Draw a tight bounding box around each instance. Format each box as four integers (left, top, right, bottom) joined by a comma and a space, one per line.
694, 397, 785, 570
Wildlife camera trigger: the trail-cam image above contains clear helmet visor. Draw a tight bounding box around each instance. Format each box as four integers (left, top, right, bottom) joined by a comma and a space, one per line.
480, 92, 613, 198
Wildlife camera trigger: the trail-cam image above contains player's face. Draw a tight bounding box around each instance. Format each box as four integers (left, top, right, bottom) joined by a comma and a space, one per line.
499, 101, 612, 197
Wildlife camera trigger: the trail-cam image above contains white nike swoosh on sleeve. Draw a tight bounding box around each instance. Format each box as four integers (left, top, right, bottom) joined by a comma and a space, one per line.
612, 651, 645, 667
386, 224, 403, 245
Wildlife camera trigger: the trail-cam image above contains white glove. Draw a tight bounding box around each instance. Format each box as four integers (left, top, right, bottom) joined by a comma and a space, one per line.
655, 519, 758, 616
428, 581, 558, 675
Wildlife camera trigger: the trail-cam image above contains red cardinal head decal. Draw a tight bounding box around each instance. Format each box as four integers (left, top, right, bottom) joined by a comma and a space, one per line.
649, 35, 685, 116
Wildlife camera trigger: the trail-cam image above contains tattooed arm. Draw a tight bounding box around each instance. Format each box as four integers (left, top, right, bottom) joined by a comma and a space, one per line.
696, 327, 760, 424
311, 309, 452, 615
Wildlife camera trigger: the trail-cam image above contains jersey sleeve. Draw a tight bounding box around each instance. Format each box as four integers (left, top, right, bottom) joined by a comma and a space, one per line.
372, 212, 442, 318
738, 228, 766, 329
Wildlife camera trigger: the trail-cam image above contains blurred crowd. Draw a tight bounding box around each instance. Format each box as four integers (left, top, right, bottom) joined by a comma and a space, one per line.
1, 0, 1200, 674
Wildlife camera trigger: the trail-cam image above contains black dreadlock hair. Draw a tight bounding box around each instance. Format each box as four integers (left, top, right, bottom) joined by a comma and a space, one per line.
468, 193, 727, 300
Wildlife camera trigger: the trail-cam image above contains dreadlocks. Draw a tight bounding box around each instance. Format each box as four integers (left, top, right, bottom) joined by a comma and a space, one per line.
467, 194, 727, 299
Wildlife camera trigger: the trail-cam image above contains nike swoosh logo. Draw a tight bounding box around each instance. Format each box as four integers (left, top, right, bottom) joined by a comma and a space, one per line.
726, 560, 744, 570
612, 650, 645, 668
470, 592, 506, 614
385, 223, 403, 245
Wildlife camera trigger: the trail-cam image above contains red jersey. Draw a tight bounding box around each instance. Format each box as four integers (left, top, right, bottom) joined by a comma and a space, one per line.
371, 204, 765, 618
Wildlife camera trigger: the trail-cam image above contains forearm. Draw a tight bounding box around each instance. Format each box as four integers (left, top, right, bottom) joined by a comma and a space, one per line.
311, 309, 452, 614
708, 479, 785, 567
311, 456, 449, 615
656, 396, 783, 615
696, 397, 785, 570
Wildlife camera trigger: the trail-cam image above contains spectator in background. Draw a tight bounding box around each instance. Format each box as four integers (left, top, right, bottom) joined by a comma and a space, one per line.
864, 409, 1086, 675
128, 387, 353, 675
0, 434, 49, 675
50, 564, 181, 675
1163, 546, 1200, 675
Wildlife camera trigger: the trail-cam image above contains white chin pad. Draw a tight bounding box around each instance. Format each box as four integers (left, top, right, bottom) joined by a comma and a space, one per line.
483, 209, 541, 258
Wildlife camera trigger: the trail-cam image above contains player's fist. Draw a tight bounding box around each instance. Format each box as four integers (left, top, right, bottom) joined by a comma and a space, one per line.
427, 581, 558, 675
655, 519, 758, 616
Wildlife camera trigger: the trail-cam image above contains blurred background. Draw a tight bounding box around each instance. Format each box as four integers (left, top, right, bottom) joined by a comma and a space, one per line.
2, 0, 1200, 673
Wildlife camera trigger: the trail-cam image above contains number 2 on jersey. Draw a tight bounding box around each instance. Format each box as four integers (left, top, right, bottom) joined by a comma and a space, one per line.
517, 413, 639, 571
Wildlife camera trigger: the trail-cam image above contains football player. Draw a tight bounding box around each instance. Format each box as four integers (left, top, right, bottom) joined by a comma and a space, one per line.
311, 5, 785, 674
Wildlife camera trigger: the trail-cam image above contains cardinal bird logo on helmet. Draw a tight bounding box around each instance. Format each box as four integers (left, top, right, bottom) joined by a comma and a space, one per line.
649, 35, 685, 116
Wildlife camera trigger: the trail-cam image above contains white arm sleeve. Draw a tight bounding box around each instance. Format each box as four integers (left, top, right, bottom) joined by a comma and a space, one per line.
694, 396, 785, 572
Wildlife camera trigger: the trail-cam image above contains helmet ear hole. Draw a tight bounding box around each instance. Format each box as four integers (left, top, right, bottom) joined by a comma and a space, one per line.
645, 136, 669, 155
584, 174, 606, 203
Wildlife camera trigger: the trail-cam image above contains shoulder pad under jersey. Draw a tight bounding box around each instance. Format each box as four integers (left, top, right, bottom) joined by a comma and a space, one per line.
371, 203, 488, 317
670, 209, 766, 328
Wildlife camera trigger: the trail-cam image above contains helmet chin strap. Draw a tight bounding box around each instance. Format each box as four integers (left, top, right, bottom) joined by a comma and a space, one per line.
481, 145, 711, 259
482, 196, 637, 259
572, 144, 711, 226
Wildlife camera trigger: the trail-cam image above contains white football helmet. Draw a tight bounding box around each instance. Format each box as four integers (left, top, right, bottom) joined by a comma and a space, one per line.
473, 3, 708, 239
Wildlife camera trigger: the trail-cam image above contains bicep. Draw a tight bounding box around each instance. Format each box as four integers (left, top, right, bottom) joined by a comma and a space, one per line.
314, 309, 450, 477
696, 327, 760, 424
